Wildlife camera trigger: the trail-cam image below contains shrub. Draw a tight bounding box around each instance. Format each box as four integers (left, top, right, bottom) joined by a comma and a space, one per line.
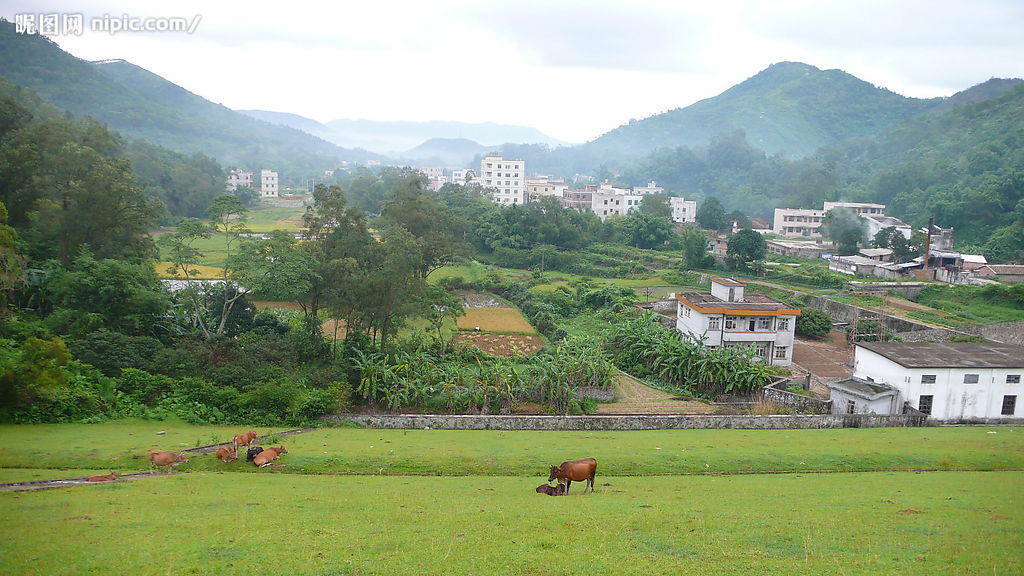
796, 308, 833, 338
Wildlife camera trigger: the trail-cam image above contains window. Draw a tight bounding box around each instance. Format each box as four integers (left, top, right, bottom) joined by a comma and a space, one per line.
774, 346, 788, 359
918, 395, 933, 415
964, 374, 980, 384
758, 318, 772, 330
846, 400, 856, 414
708, 317, 721, 330
683, 307, 691, 317
1002, 395, 1017, 416
754, 343, 768, 357
725, 316, 737, 330
777, 318, 790, 331
1008, 375, 1021, 384
921, 375, 936, 384
748, 320, 756, 331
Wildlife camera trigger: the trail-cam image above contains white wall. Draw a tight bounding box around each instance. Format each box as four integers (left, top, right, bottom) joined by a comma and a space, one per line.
854, 347, 1023, 419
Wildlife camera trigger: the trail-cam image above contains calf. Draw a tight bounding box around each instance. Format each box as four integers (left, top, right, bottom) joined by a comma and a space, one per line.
233, 431, 258, 453
147, 449, 189, 474
215, 445, 237, 463
86, 471, 118, 482
252, 445, 287, 468
246, 446, 264, 462
535, 482, 566, 496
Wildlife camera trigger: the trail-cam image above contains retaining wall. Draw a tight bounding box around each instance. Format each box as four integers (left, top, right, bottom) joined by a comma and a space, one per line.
325, 413, 927, 430
763, 380, 832, 414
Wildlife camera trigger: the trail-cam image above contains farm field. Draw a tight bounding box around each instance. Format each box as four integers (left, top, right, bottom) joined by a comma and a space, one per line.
457, 307, 536, 333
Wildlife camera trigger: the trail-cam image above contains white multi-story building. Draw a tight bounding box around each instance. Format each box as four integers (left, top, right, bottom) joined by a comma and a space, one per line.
259, 169, 279, 198
226, 169, 253, 192
675, 277, 801, 366
525, 176, 568, 202
592, 189, 643, 220
670, 197, 697, 223
480, 153, 526, 205
774, 202, 888, 238
632, 181, 664, 195
449, 169, 475, 185
849, 342, 1023, 420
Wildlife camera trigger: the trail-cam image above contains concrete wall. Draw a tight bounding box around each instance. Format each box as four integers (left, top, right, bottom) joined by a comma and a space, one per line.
763, 380, 832, 414
325, 413, 927, 430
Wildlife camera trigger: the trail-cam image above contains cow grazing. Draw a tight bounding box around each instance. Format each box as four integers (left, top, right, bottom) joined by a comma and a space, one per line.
86, 471, 118, 482
535, 482, 566, 496
147, 450, 189, 474
246, 446, 264, 462
548, 458, 598, 494
215, 445, 238, 463
233, 431, 258, 453
252, 445, 287, 468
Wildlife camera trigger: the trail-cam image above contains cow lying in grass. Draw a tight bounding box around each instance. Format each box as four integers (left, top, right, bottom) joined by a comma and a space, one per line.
147, 450, 189, 474
86, 471, 118, 482
247, 446, 264, 462
253, 446, 287, 468
215, 445, 237, 463
535, 482, 566, 496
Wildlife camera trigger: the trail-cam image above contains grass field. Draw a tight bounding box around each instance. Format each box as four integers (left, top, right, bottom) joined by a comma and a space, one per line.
2, 421, 1022, 476
1, 422, 1022, 575
1, 471, 1020, 575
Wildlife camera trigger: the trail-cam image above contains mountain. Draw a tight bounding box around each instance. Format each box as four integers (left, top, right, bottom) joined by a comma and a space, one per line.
584, 62, 934, 160
401, 138, 489, 165
235, 109, 336, 139
0, 21, 379, 177
321, 118, 566, 155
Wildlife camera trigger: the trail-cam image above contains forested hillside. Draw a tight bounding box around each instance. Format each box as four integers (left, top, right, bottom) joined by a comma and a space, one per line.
0, 20, 377, 178
583, 62, 932, 160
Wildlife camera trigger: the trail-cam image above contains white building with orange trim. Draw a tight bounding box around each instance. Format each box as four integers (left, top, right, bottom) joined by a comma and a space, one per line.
675, 277, 801, 366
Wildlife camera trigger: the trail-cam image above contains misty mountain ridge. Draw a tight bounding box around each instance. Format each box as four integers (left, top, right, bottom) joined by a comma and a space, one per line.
585, 62, 1021, 162
237, 110, 569, 156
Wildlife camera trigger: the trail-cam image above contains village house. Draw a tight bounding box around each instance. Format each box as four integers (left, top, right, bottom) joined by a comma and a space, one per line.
675, 277, 801, 366
773, 202, 887, 238
838, 342, 1024, 420
259, 169, 279, 198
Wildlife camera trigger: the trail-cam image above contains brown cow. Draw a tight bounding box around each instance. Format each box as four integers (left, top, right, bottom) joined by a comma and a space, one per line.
233, 431, 258, 453
535, 482, 566, 496
215, 445, 238, 463
548, 458, 597, 494
86, 471, 118, 482
147, 450, 189, 474
252, 445, 287, 468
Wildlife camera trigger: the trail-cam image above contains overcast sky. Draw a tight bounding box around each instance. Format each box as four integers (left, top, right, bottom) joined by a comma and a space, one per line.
2, 0, 1022, 143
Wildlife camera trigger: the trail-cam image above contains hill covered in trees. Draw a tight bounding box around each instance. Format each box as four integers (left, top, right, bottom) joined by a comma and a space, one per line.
0, 20, 378, 178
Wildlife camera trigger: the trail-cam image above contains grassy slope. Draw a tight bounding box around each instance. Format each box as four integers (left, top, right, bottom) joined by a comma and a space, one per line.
1, 422, 1021, 476
0, 471, 1019, 575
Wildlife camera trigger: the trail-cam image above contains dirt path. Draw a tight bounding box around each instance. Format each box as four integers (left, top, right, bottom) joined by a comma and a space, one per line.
0, 428, 314, 493
597, 371, 715, 414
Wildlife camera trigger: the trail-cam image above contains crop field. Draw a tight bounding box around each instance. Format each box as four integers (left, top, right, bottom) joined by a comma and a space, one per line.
0, 422, 1022, 575
457, 308, 537, 334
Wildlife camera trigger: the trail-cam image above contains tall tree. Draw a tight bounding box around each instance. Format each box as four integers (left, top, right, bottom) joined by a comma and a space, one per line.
696, 196, 728, 230
726, 229, 767, 272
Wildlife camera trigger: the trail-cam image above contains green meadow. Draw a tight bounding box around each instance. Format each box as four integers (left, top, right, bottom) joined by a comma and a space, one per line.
1, 421, 1022, 575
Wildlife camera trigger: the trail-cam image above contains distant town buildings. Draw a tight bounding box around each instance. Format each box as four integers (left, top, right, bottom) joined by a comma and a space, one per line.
773, 202, 889, 239
675, 277, 801, 366
226, 168, 278, 198
259, 169, 279, 198
225, 169, 252, 192
480, 153, 526, 205
670, 197, 697, 224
